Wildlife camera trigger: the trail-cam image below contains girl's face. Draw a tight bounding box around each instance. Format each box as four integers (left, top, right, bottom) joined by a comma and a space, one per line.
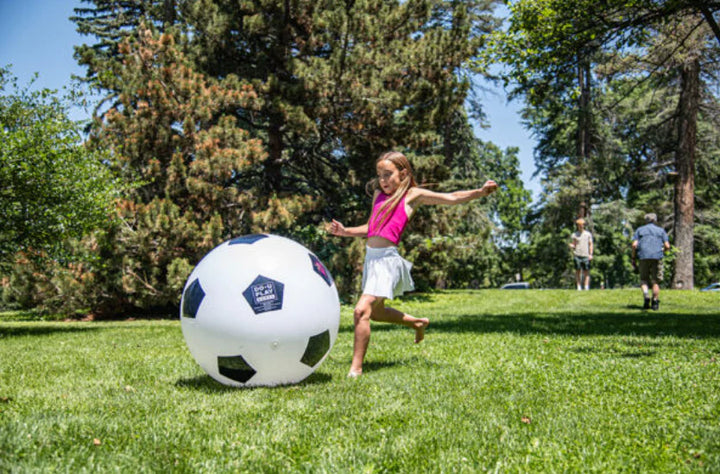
376, 159, 406, 194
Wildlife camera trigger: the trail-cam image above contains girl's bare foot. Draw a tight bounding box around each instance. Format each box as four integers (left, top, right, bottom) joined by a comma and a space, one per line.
347, 368, 362, 378
414, 318, 429, 343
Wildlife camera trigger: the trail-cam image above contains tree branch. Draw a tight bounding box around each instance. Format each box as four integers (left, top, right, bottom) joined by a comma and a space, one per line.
698, 5, 720, 46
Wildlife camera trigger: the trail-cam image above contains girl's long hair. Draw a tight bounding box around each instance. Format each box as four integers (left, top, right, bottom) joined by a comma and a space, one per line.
365, 151, 418, 231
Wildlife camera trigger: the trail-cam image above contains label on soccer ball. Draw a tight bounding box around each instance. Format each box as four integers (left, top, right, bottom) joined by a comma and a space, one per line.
309, 254, 333, 286
242, 275, 284, 314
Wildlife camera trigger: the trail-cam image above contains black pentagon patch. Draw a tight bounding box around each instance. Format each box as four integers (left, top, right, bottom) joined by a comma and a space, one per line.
300, 330, 331, 367
242, 275, 284, 314
218, 355, 256, 383
182, 278, 205, 319
309, 254, 333, 287
229, 234, 268, 245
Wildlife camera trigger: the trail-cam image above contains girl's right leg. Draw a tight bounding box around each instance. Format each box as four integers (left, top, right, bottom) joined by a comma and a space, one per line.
371, 301, 429, 343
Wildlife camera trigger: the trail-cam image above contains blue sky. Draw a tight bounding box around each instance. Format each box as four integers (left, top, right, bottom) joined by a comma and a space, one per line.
0, 0, 540, 198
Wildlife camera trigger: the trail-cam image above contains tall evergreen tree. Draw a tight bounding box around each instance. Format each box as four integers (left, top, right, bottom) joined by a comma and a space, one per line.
72, 0, 181, 112
181, 0, 501, 295
63, 0, 508, 309
82, 26, 267, 314
182, 0, 496, 204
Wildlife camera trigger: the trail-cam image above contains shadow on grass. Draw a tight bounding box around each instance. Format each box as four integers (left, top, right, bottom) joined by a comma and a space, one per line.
361, 359, 401, 374
0, 325, 103, 338
427, 311, 720, 338
176, 375, 239, 393
569, 345, 658, 358
175, 371, 333, 393
398, 293, 434, 303
334, 307, 720, 340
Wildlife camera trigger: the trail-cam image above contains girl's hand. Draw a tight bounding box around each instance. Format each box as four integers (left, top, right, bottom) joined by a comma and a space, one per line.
327, 219, 345, 237
480, 180, 499, 196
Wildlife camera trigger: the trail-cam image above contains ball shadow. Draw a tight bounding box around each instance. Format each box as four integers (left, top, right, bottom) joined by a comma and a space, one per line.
175, 371, 333, 393
175, 375, 240, 393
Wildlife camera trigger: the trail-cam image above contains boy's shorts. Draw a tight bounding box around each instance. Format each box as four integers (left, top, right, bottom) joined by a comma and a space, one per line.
573, 256, 591, 270
639, 259, 663, 284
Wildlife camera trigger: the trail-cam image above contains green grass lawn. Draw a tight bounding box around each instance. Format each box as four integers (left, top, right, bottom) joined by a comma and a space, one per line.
1, 289, 719, 472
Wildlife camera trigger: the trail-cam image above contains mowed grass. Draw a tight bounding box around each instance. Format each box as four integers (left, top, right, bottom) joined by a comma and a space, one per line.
1, 289, 719, 473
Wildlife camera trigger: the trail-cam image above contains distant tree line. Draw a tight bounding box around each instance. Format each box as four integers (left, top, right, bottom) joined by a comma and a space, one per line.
1, 0, 718, 317
490, 0, 720, 289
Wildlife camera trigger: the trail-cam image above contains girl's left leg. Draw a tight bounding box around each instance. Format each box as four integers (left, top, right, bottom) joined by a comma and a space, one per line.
349, 294, 381, 377
370, 299, 429, 343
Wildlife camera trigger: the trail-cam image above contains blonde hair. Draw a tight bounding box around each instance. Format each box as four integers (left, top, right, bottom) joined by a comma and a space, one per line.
365, 151, 418, 231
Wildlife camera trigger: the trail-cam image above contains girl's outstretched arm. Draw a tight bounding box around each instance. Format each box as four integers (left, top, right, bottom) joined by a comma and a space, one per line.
409, 180, 498, 206
327, 219, 369, 238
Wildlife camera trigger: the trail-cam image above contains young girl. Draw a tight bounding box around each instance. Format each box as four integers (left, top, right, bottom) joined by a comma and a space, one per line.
328, 151, 498, 377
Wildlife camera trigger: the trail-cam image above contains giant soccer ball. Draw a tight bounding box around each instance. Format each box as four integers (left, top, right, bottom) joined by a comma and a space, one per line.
180, 234, 340, 387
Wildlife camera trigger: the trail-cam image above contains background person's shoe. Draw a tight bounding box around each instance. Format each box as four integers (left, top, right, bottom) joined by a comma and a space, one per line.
643, 297, 651, 310
651, 299, 659, 311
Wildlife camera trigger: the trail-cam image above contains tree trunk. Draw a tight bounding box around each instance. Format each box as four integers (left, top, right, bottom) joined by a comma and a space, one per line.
577, 61, 591, 165
577, 60, 592, 220
699, 5, 720, 46
672, 57, 699, 290
265, 114, 284, 192
162, 0, 176, 25
263, 0, 292, 193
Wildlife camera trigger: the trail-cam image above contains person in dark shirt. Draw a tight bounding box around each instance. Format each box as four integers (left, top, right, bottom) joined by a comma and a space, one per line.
631, 213, 670, 310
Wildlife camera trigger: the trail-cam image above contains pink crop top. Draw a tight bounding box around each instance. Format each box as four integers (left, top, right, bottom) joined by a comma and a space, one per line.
367, 192, 409, 245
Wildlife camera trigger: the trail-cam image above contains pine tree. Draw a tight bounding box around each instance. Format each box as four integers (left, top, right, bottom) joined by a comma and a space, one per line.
72, 0, 178, 90
67, 0, 505, 307
180, 0, 499, 295
183, 0, 494, 204
83, 26, 266, 314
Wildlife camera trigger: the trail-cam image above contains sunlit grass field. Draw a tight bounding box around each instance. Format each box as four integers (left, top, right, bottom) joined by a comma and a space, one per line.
1, 289, 719, 472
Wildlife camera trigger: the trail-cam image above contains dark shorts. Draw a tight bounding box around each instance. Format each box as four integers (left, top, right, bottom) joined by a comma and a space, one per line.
573, 256, 591, 270
639, 259, 663, 284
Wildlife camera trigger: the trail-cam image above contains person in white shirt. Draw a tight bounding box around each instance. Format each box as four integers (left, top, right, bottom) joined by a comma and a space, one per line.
569, 218, 593, 290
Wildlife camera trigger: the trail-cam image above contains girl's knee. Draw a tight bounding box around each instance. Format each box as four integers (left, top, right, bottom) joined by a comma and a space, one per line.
353, 303, 372, 324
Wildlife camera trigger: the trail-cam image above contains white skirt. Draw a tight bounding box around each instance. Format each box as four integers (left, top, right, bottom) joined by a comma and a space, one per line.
362, 246, 415, 299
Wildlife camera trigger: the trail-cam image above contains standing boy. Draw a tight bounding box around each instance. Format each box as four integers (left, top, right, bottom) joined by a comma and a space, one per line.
570, 218, 593, 290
